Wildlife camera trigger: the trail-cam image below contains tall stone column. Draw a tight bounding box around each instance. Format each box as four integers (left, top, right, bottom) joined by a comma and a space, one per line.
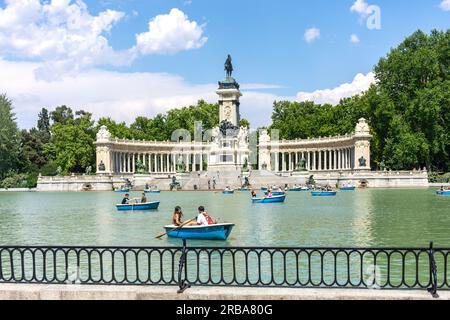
95, 126, 114, 175
312, 152, 316, 171
318, 151, 322, 171
354, 118, 372, 171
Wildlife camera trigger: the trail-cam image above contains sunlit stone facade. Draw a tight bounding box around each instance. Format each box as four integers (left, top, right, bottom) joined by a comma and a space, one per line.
95, 74, 372, 176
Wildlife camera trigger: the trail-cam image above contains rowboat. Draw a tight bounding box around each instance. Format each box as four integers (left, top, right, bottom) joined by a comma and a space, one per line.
261, 187, 268, 191
223, 190, 235, 194
288, 187, 309, 192
311, 191, 337, 197
339, 186, 356, 191
436, 190, 450, 196
145, 189, 161, 194
252, 195, 286, 203
116, 201, 160, 211
264, 191, 286, 196
164, 223, 235, 240
114, 189, 130, 193
238, 188, 251, 191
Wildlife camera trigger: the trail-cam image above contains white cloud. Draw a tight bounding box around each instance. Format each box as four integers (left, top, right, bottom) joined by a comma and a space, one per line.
1, 58, 376, 130
350, 0, 374, 17
304, 27, 320, 43
135, 8, 207, 55
350, 34, 360, 43
0, 0, 129, 80
350, 0, 382, 30
440, 0, 450, 11
296, 72, 376, 105
0, 2, 207, 80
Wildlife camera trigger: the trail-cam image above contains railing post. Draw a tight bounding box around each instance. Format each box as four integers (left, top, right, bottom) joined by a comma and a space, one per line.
427, 242, 439, 298
177, 239, 191, 294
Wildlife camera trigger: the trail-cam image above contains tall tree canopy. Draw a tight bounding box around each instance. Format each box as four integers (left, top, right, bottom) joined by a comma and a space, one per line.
271, 29, 450, 172
0, 94, 20, 179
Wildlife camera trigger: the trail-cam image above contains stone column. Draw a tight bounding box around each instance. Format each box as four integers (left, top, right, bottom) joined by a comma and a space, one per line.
312, 151, 316, 171
318, 151, 322, 171
282, 153, 286, 171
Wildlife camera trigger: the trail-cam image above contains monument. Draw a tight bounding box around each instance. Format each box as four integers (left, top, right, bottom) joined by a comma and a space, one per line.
206, 55, 250, 187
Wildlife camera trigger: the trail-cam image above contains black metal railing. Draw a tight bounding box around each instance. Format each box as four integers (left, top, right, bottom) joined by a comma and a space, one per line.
0, 242, 448, 297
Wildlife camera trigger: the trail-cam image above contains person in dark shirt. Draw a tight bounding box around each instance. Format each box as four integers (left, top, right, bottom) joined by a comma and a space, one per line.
122, 194, 130, 204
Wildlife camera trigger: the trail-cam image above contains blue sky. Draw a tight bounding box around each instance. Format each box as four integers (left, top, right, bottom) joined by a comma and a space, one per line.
0, 0, 449, 128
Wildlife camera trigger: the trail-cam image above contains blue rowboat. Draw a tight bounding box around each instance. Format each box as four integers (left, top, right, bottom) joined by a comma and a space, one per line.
145, 189, 161, 194
311, 191, 337, 197
436, 190, 450, 196
223, 190, 235, 194
261, 187, 268, 191
339, 186, 356, 191
164, 223, 234, 240
252, 195, 286, 204
116, 201, 160, 211
288, 187, 306, 192
265, 191, 286, 196
114, 189, 130, 193
238, 188, 251, 191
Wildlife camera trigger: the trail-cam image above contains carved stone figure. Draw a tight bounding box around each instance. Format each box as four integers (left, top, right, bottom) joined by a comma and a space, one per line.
135, 160, 146, 174
96, 125, 111, 141
296, 158, 307, 171
219, 120, 239, 137
225, 54, 233, 77
359, 156, 367, 167
355, 118, 370, 135
98, 161, 105, 172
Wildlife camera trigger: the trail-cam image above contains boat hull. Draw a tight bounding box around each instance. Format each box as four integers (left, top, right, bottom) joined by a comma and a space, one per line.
114, 189, 130, 193
261, 187, 268, 191
311, 191, 337, 197
164, 223, 234, 240
223, 190, 235, 194
288, 188, 309, 192
436, 191, 450, 196
116, 202, 160, 211
339, 187, 356, 191
264, 191, 286, 196
144, 190, 161, 194
252, 195, 286, 203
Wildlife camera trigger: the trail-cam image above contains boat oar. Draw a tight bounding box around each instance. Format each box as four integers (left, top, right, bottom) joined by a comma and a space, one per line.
155, 217, 197, 239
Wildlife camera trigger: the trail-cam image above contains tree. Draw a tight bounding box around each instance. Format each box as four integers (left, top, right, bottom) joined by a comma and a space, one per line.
0, 94, 20, 179
37, 108, 51, 143
19, 128, 48, 173
48, 110, 96, 174
51, 105, 74, 125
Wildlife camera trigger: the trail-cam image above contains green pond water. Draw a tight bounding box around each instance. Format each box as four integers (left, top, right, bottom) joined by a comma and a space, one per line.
0, 189, 449, 248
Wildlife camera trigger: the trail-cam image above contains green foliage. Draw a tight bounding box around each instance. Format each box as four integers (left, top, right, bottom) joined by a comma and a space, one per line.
0, 94, 20, 179
0, 173, 29, 189
48, 108, 96, 174
429, 172, 450, 183
271, 29, 450, 171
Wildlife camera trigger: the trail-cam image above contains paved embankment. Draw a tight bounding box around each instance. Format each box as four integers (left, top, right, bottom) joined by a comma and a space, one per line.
0, 188, 36, 192
0, 284, 448, 300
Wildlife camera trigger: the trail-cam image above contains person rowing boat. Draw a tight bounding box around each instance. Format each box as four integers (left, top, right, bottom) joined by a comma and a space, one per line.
121, 194, 130, 204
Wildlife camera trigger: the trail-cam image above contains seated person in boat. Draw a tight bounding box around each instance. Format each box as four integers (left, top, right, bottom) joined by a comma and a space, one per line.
141, 193, 147, 203
122, 194, 130, 204
251, 190, 257, 198
189, 206, 216, 226
267, 189, 273, 197
172, 206, 183, 226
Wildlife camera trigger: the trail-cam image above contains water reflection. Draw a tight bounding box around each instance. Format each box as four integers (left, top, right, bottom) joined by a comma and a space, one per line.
0, 189, 449, 247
